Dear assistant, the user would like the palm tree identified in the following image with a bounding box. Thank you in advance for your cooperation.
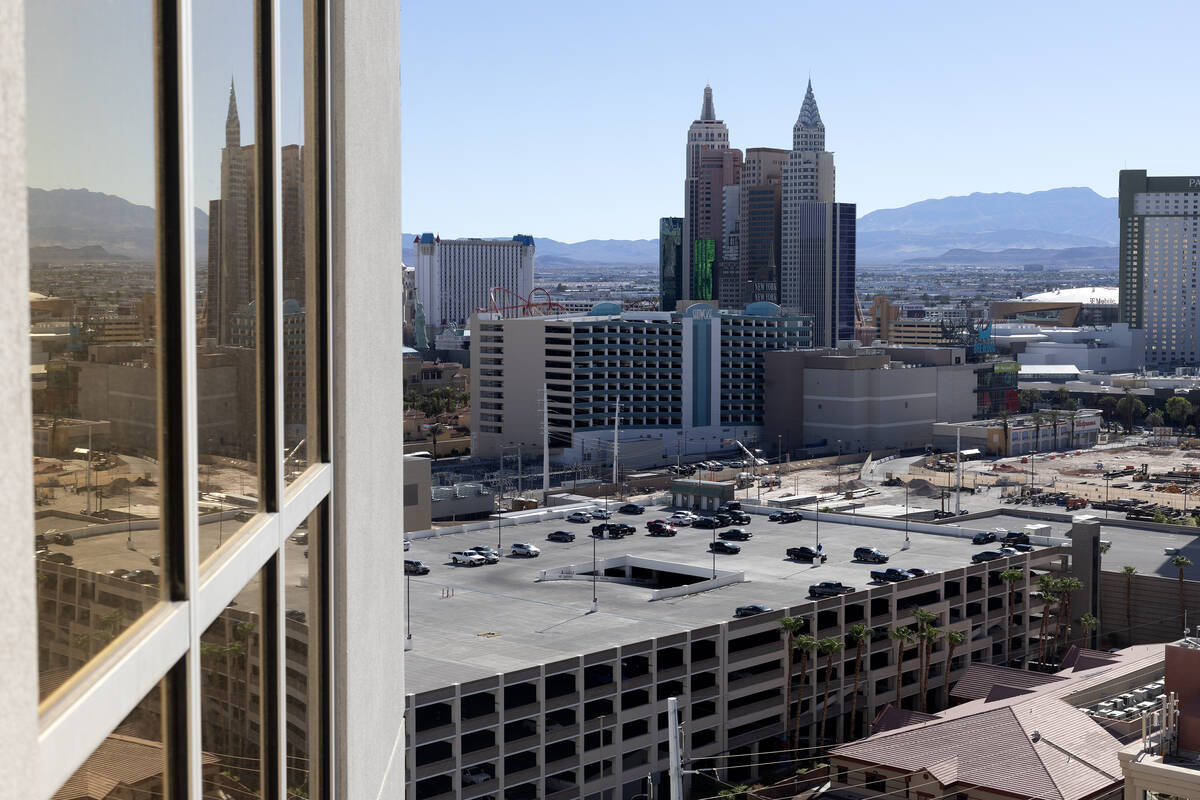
[793,633,818,749]
[428,423,445,460]
[1030,410,1046,452]
[942,630,967,709]
[916,624,943,712]
[1097,542,1111,639]
[1048,409,1061,451]
[1056,577,1083,655]
[888,626,914,709]
[1171,555,1193,634]
[817,636,845,743]
[997,410,1013,457]
[1123,565,1137,641]
[999,568,1024,664]
[911,609,937,709]
[1067,408,1079,449]
[846,624,871,740]
[779,617,806,753]
[1080,613,1100,649]
[1035,574,1057,667]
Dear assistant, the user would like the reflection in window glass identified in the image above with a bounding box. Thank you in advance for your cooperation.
[53,680,192,797]
[201,571,265,797]
[281,0,311,487]
[25,0,164,703]
[285,509,316,797]
[193,1,261,561]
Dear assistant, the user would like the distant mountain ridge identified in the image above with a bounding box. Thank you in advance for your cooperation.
[903,246,1117,267]
[858,187,1117,264]
[27,187,208,261]
[402,233,657,267]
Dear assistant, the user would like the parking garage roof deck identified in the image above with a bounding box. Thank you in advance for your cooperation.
[401,507,1068,695]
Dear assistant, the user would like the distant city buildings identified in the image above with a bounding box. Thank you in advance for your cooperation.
[412,233,535,343]
[658,217,683,310]
[682,86,733,304]
[1119,170,1200,368]
[668,82,855,342]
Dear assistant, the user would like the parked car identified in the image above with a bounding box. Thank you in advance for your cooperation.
[729,511,751,524]
[547,530,575,543]
[768,511,784,521]
[104,569,132,580]
[591,508,611,519]
[721,528,753,541]
[719,501,743,512]
[403,538,410,551]
[734,604,773,618]
[778,510,803,523]
[972,531,997,545]
[291,531,309,545]
[709,540,742,555]
[853,546,889,564]
[906,567,932,578]
[38,551,73,566]
[809,581,854,598]
[668,513,695,527]
[592,523,632,538]
[871,567,914,583]
[285,609,307,623]
[692,517,720,529]
[567,511,592,523]
[469,546,501,564]
[713,513,732,526]
[971,550,1004,564]
[646,520,677,536]
[997,547,1021,557]
[1010,543,1035,552]
[124,569,159,585]
[462,768,492,786]
[511,542,541,557]
[1002,531,1031,546]
[451,551,486,566]
[619,503,645,514]
[404,559,430,575]
[787,546,826,563]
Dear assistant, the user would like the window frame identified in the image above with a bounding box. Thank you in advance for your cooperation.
[31,0,337,797]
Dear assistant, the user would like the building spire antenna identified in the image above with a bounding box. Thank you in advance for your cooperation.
[700,84,716,122]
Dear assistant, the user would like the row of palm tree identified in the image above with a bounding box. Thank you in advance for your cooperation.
[994,406,1082,457]
[779,618,873,751]
[1033,574,1084,667]
[1118,556,1192,645]
[887,610,965,714]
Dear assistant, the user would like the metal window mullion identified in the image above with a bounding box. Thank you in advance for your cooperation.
[304,0,335,795]
[255,1,286,798]
[152,0,205,797]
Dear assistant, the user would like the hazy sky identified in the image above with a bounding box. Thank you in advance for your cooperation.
[25,0,304,212]
[403,0,1200,241]
[24,2,1199,243]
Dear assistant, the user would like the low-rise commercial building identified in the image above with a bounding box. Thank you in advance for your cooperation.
[993,322,1146,373]
[832,643,1165,800]
[763,346,1013,454]
[1119,640,1200,800]
[932,409,1103,456]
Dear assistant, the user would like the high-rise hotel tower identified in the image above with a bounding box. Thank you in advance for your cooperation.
[1119,170,1200,368]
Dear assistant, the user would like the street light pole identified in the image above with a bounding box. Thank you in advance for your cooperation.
[836,440,842,493]
[592,534,598,612]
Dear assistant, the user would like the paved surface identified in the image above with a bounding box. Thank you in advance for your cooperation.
[402,504,1040,694]
[982,511,1200,582]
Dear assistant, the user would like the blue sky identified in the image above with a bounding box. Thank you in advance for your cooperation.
[24,2,1200,243]
[402,0,1200,241]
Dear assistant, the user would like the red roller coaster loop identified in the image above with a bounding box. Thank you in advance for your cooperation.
[477,286,568,317]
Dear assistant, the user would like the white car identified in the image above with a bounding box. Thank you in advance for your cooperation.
[451,551,485,566]
[567,511,592,523]
[668,512,697,526]
[590,508,611,519]
[511,542,540,557]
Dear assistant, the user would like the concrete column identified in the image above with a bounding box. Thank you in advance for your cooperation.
[1070,517,1102,649]
[0,2,38,795]
[330,0,406,796]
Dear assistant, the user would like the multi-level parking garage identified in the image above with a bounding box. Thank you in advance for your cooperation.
[402,507,1082,800]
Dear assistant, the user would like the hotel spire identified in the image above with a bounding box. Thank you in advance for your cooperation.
[226,79,241,149]
[700,85,716,122]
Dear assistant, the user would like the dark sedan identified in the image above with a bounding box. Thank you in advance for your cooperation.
[734,604,773,618]
[547,530,575,543]
[709,540,742,555]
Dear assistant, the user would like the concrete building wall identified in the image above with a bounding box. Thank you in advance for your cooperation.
[403,455,433,533]
[472,316,545,458]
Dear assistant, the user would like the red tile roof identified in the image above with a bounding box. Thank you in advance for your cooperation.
[52,734,220,800]
[949,661,1068,701]
[835,644,1165,800]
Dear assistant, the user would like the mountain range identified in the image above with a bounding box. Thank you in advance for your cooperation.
[27,185,1119,268]
[27,188,208,262]
[856,187,1117,264]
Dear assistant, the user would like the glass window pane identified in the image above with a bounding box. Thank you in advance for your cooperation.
[25,0,164,703]
[285,509,316,798]
[52,680,169,798]
[193,1,261,562]
[201,569,265,797]
[282,0,312,486]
